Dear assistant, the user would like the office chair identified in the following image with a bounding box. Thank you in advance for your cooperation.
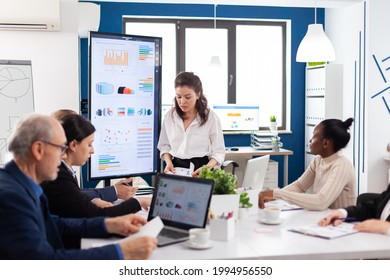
[221,160,239,175]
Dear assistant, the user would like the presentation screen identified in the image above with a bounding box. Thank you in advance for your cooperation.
[88,31,162,181]
[212,104,260,131]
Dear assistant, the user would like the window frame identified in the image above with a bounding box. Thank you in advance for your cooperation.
[123,17,288,131]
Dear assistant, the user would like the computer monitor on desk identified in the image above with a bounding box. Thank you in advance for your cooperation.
[212,104,259,131]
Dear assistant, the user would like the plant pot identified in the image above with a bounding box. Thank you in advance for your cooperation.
[210,193,240,220]
[269,121,278,136]
[238,207,251,219]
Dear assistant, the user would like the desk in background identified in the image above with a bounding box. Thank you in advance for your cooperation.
[225,147,293,187]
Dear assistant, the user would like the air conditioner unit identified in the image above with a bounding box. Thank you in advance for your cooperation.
[0,0,60,31]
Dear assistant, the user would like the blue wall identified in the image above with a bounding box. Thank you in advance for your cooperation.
[80,2,324,188]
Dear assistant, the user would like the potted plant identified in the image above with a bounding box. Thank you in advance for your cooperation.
[269,115,278,137]
[238,191,253,219]
[199,167,237,195]
[199,166,239,219]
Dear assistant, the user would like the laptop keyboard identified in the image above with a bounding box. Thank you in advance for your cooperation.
[159,228,188,239]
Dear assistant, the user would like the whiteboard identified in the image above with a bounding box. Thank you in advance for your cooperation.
[0,60,34,166]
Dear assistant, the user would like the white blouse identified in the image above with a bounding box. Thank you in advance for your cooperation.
[157,108,225,165]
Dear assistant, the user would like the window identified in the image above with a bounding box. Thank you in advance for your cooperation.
[124,17,289,130]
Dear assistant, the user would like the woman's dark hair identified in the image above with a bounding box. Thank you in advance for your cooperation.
[320,118,354,152]
[61,114,96,144]
[173,71,209,126]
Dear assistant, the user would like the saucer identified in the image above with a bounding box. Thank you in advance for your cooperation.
[258,218,283,225]
[185,241,212,250]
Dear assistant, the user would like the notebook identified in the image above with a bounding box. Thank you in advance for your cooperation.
[147,173,214,247]
[289,223,358,239]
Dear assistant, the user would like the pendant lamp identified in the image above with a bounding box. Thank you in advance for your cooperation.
[208,4,222,67]
[296,1,335,62]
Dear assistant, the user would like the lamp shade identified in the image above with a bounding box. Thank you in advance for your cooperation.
[209,55,222,67]
[296,24,335,62]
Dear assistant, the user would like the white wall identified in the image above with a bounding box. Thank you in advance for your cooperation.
[365,0,390,192]
[327,0,390,194]
[0,0,80,115]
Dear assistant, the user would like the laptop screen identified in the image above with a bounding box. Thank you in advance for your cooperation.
[241,155,270,190]
[148,174,214,230]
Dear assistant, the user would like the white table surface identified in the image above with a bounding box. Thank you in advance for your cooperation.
[82,209,390,260]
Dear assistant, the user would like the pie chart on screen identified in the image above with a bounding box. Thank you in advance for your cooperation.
[0,67,31,99]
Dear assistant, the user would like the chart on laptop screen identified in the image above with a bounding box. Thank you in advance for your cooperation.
[151,176,211,227]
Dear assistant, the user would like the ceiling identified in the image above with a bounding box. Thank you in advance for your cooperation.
[81,0,363,9]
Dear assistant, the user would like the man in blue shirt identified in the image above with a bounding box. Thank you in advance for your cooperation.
[0,113,157,259]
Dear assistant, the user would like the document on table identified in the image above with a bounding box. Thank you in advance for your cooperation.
[289,222,358,239]
[265,199,303,211]
[136,185,155,196]
[84,216,164,248]
[166,163,194,177]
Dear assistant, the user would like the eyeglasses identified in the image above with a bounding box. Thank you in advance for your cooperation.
[41,141,68,154]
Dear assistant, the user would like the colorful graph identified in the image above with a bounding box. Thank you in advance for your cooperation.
[139,77,153,93]
[102,127,131,145]
[96,82,114,95]
[139,45,154,60]
[98,154,121,171]
[104,49,129,66]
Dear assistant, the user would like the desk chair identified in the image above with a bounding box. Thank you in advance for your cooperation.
[221,160,239,175]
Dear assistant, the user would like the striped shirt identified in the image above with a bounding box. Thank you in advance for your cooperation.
[274,152,356,210]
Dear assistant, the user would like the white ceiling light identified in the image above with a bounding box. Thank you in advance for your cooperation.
[296,0,335,62]
[208,4,222,67]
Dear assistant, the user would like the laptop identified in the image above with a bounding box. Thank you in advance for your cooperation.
[239,155,270,215]
[147,173,214,247]
[241,155,270,190]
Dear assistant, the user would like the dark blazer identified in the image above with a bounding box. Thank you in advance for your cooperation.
[41,162,141,218]
[345,184,390,221]
[82,186,117,202]
[0,161,119,259]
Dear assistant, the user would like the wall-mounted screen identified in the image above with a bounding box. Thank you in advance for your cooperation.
[88,31,162,181]
[212,104,259,131]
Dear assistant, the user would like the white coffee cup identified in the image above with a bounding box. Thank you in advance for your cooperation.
[189,228,210,245]
[263,207,281,223]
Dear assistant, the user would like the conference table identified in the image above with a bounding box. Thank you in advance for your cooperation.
[82,209,390,260]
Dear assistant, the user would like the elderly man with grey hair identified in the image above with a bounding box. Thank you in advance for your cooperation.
[0,113,157,259]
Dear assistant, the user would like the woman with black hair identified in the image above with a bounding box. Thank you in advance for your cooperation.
[259,118,356,211]
[157,71,225,177]
[41,114,150,219]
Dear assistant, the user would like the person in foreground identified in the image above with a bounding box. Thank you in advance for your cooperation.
[41,114,150,218]
[51,109,138,204]
[0,113,157,259]
[318,183,390,235]
[259,118,356,211]
[157,71,225,177]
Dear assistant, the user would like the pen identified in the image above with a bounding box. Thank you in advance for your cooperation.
[209,208,215,219]
[330,217,356,223]
[121,182,132,187]
[226,211,234,220]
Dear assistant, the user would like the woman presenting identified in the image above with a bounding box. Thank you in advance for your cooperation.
[157,72,225,177]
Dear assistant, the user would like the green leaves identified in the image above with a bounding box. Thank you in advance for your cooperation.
[270,115,277,122]
[199,166,237,195]
[239,192,253,208]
